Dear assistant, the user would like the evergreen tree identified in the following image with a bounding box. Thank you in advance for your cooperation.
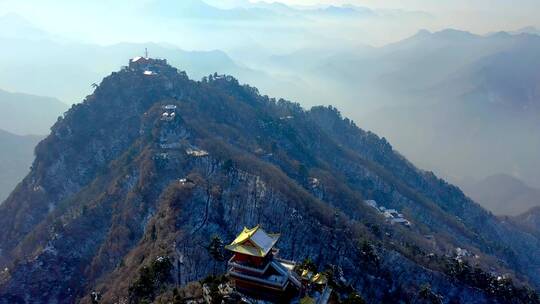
[207,236,225,274]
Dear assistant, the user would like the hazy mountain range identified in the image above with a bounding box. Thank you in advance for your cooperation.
[0,13,50,41]
[145,0,380,20]
[252,28,540,189]
[512,206,540,239]
[459,174,540,216]
[0,129,42,203]
[0,88,66,135]
[356,30,540,188]
[0,89,65,202]
[0,37,273,104]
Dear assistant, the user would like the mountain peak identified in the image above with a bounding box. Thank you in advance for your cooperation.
[513,26,540,35]
[434,28,477,39]
[461,173,540,216]
[488,31,513,38]
[1,58,540,303]
[0,13,49,40]
[416,28,432,35]
[410,28,477,41]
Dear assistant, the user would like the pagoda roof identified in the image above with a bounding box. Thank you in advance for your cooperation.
[225,225,280,257]
[131,56,147,62]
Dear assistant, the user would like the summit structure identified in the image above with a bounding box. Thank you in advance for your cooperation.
[128,53,168,75]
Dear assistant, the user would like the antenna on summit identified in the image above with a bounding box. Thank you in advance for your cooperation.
[145,48,148,59]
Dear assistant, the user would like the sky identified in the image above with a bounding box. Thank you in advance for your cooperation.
[277,0,540,30]
[207,0,540,13]
[261,0,539,11]
[0,0,538,48]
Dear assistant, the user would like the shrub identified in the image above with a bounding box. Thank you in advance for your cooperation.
[128,256,173,303]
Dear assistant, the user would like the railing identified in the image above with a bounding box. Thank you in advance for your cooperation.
[228,267,288,289]
[227,256,271,275]
[272,260,302,288]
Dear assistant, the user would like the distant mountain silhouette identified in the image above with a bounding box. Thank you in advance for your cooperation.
[0,13,50,40]
[146,0,272,20]
[513,206,540,237]
[262,29,540,189]
[0,88,61,202]
[349,30,540,188]
[0,35,294,104]
[460,174,540,216]
[146,0,375,20]
[511,26,540,36]
[0,129,41,203]
[0,88,67,135]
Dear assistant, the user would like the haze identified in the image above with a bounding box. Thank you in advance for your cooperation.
[1,0,539,46]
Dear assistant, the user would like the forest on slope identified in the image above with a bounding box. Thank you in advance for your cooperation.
[0,61,538,303]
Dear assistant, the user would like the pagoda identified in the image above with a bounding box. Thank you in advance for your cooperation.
[225,225,301,301]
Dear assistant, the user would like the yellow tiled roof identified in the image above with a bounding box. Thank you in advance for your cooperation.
[311,273,328,285]
[301,269,313,279]
[300,269,328,285]
[225,225,280,257]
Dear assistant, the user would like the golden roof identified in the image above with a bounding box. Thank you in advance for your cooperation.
[311,273,328,285]
[225,225,280,257]
[300,269,328,285]
[301,269,313,279]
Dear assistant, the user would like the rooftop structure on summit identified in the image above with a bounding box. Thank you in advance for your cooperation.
[128,50,168,73]
[225,225,301,301]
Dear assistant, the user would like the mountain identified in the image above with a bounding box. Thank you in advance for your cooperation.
[0,89,67,135]
[511,26,540,36]
[0,59,538,303]
[299,29,540,188]
[309,5,375,18]
[512,207,540,237]
[0,24,285,104]
[0,88,64,204]
[0,13,50,41]
[310,29,534,106]
[145,0,276,20]
[375,32,540,187]
[0,129,42,203]
[146,0,374,20]
[459,174,540,216]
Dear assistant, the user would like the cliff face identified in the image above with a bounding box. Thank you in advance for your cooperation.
[0,61,538,303]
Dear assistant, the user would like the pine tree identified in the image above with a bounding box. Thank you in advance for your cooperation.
[207,236,225,274]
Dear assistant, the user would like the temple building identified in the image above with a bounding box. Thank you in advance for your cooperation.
[128,53,168,74]
[225,225,301,301]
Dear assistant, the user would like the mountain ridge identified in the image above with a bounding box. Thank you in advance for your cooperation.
[0,129,42,204]
[0,60,538,303]
[0,88,67,136]
[512,206,540,237]
[460,174,540,216]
